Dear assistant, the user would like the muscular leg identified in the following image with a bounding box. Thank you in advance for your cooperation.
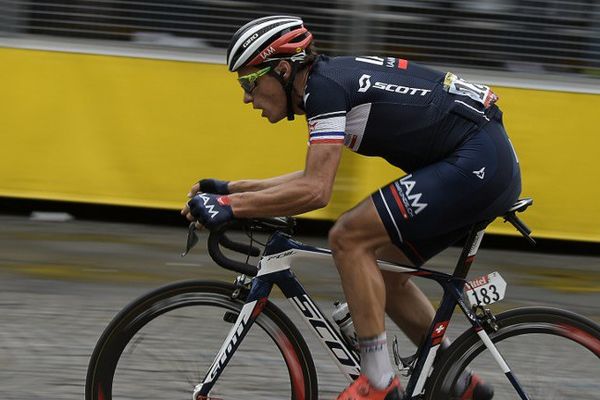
[329,198,397,390]
[329,198,392,338]
[377,246,436,346]
[329,198,436,346]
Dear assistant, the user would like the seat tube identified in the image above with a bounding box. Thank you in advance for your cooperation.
[452,220,491,279]
[407,279,464,397]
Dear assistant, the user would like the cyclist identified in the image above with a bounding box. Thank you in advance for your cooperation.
[182,15,520,400]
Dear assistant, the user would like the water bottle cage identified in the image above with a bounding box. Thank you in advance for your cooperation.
[392,335,417,377]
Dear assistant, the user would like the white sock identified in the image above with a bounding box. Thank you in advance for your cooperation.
[359,332,395,390]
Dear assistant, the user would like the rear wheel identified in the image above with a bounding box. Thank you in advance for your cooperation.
[86,280,318,400]
[426,307,600,399]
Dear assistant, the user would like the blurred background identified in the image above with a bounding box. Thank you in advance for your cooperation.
[0,0,599,237]
[0,1,599,399]
[1,0,599,74]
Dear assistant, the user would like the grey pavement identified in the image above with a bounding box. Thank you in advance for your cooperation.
[1,215,599,399]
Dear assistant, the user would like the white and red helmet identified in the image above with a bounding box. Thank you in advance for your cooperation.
[227,15,313,72]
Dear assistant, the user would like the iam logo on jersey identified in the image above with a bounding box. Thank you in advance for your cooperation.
[395,174,428,217]
[358,74,371,92]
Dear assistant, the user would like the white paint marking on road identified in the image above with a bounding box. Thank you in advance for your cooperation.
[82,268,119,273]
[165,262,203,267]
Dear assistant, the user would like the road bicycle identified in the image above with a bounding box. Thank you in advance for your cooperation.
[86,197,600,399]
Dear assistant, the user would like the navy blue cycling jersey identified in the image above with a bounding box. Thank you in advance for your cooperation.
[304,55,499,172]
[303,55,520,266]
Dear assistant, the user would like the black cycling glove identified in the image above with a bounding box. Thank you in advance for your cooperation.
[188,193,234,229]
[199,178,230,195]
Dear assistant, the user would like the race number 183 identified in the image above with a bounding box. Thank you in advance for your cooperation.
[464,272,507,307]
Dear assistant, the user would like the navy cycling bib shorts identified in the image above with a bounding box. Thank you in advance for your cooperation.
[372,110,521,266]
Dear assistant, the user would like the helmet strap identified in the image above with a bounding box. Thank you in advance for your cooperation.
[270,62,300,121]
[285,62,300,121]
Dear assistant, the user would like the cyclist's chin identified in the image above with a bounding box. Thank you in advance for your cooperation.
[263,110,286,123]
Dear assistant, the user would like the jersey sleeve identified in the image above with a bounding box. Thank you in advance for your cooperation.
[304,73,349,145]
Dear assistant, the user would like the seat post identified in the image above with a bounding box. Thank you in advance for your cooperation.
[452,219,493,279]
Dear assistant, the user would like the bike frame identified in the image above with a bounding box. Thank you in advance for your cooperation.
[193,222,532,400]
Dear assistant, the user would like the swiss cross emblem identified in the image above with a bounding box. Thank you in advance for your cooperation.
[432,321,449,339]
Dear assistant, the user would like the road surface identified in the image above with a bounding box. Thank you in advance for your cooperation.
[1,215,599,399]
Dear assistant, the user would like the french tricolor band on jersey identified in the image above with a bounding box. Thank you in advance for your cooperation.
[307,110,347,145]
[309,131,345,145]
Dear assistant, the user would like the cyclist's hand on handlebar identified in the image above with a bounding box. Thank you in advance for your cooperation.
[187,178,230,198]
[184,193,234,229]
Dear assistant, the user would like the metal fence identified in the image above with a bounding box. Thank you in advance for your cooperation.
[1,0,599,78]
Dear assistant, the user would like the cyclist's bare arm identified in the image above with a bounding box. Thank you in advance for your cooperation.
[228,170,304,193]
[186,171,303,199]
[228,143,343,218]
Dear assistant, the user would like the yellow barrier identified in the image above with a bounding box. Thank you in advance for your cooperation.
[1,48,599,241]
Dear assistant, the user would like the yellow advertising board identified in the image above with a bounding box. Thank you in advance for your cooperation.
[1,48,599,241]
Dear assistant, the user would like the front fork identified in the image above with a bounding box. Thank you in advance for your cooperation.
[192,276,271,400]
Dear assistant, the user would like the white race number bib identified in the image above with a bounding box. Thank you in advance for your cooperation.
[464,271,507,307]
[444,72,498,108]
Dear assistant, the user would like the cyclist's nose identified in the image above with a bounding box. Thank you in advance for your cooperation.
[243,92,253,103]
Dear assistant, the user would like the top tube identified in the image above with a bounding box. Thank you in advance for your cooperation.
[188,197,533,279]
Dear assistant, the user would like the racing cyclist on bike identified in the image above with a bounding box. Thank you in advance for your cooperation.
[182,15,520,400]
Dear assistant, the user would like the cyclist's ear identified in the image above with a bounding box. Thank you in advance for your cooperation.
[275,60,291,79]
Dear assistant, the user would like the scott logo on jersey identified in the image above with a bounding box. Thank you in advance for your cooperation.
[357,74,431,96]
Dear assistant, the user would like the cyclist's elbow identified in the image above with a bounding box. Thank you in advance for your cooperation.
[308,187,331,209]
[298,177,331,210]
[311,196,329,210]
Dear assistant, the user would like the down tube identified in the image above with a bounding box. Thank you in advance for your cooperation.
[277,271,361,381]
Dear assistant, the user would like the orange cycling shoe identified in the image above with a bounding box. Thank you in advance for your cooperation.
[455,371,494,400]
[337,374,403,400]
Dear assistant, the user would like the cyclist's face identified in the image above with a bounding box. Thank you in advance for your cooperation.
[237,66,287,123]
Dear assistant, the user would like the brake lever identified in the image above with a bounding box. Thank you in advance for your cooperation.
[181,222,199,257]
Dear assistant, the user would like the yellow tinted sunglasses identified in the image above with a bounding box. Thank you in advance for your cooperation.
[238,66,272,94]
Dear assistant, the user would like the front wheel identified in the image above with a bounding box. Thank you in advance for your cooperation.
[425,307,600,399]
[86,280,318,400]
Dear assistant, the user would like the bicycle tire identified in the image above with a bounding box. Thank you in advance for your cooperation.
[425,306,600,399]
[85,280,318,400]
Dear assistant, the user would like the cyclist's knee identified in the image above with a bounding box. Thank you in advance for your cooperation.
[328,211,369,255]
[329,214,355,254]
